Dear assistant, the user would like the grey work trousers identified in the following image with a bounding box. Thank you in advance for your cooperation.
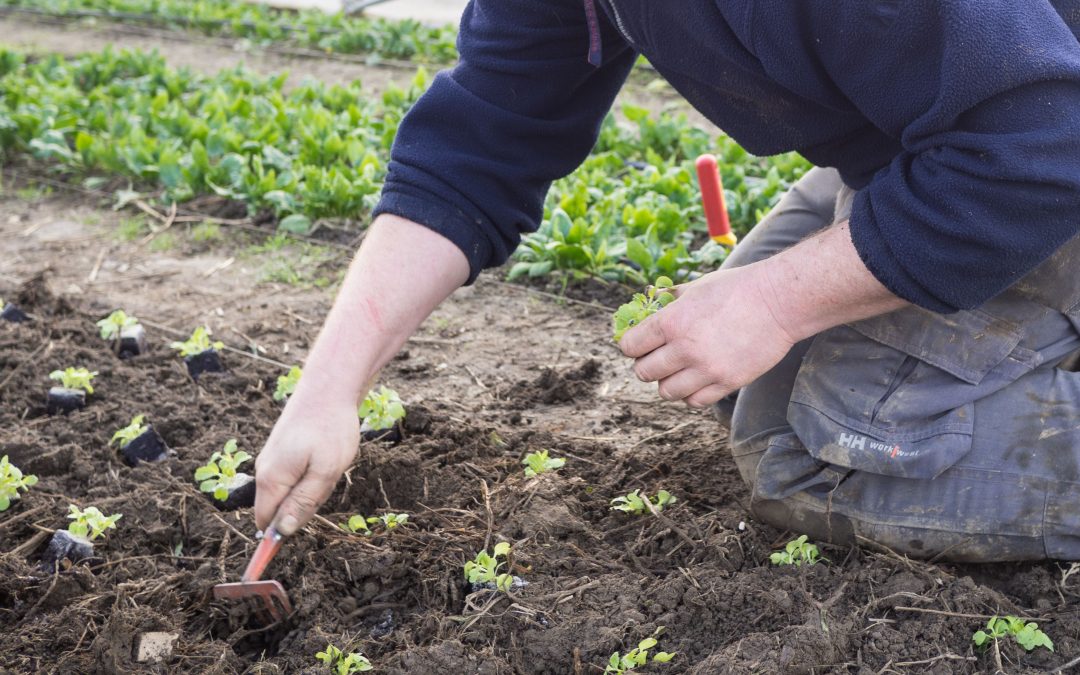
[723,167,1080,562]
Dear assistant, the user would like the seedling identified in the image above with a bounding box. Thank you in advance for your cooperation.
[610,489,676,516]
[464,542,514,592]
[604,627,676,674]
[0,296,29,323]
[770,535,821,567]
[47,367,98,414]
[612,276,676,342]
[43,504,122,568]
[340,512,409,535]
[358,385,406,442]
[0,455,37,511]
[274,366,302,402]
[973,616,1054,653]
[195,439,255,510]
[96,309,146,358]
[315,644,373,674]
[523,450,565,478]
[109,414,170,466]
[170,326,225,380]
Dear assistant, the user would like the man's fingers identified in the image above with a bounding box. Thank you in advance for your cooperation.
[619,312,667,358]
[270,471,338,536]
[656,369,711,402]
[254,470,295,532]
[684,384,732,408]
[633,345,686,383]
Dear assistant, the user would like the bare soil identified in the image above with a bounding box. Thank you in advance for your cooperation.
[2,15,1080,675]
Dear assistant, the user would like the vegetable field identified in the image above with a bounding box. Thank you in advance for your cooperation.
[2,7,1079,675]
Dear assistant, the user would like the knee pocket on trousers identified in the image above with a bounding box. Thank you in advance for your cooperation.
[788,307,1030,480]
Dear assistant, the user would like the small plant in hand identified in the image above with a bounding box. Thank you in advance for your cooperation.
[47,366,98,414]
[464,542,517,593]
[770,535,821,567]
[340,513,409,535]
[0,295,29,323]
[315,644,373,674]
[358,385,406,442]
[612,276,676,343]
[523,450,565,477]
[973,616,1054,653]
[610,489,676,516]
[0,455,37,512]
[43,504,122,568]
[274,365,302,402]
[604,627,676,674]
[170,326,225,380]
[194,439,255,510]
[96,309,146,358]
[109,414,170,466]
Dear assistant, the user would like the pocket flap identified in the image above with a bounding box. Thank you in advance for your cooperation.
[849,307,1021,385]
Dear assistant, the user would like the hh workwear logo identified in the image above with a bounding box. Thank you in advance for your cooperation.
[836,433,920,459]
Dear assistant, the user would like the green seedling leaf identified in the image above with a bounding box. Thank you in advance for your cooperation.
[193,439,251,502]
[770,535,821,567]
[610,489,677,516]
[358,385,406,431]
[0,455,37,512]
[67,504,121,541]
[274,365,302,402]
[96,309,139,340]
[522,450,565,477]
[170,326,224,357]
[109,414,147,449]
[612,277,676,342]
[49,367,97,394]
[973,616,1053,653]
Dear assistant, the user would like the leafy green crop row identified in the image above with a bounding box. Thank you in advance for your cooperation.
[0,46,809,284]
[0,47,429,232]
[0,0,459,63]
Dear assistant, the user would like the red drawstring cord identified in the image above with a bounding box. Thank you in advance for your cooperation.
[584,0,602,66]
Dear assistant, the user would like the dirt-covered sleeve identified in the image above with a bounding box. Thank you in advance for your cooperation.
[751,0,1080,312]
[372,0,637,284]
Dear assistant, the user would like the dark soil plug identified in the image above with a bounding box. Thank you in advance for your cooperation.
[120,427,170,466]
[117,324,147,359]
[360,421,403,444]
[215,473,256,510]
[1,302,29,323]
[40,530,95,569]
[46,387,85,415]
[185,349,224,380]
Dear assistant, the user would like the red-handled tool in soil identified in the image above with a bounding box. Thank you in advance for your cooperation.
[695,154,738,248]
[212,526,294,624]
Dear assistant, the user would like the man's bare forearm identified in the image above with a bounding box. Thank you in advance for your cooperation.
[292,214,469,406]
[758,220,908,343]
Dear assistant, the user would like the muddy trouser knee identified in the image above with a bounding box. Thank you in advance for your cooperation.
[725,169,1080,561]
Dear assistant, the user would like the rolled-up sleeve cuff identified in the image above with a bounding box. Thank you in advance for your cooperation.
[848,190,957,314]
[372,183,494,285]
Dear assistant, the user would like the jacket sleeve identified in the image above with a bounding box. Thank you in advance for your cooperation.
[752,0,1080,312]
[372,0,636,283]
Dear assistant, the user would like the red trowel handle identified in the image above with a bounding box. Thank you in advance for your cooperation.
[241,527,284,583]
[695,154,738,247]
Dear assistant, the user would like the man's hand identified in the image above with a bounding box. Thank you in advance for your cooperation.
[254,395,360,535]
[619,221,908,405]
[619,264,795,407]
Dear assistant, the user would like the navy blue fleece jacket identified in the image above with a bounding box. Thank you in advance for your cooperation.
[373,0,1080,312]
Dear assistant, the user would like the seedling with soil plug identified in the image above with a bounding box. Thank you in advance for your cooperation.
[465,542,519,592]
[610,489,676,516]
[604,627,676,674]
[523,450,565,477]
[274,365,302,402]
[97,309,146,358]
[340,513,409,536]
[47,366,97,414]
[42,504,121,568]
[0,296,29,323]
[973,615,1054,653]
[358,385,406,442]
[315,644,373,673]
[770,535,821,567]
[195,439,255,510]
[170,326,225,380]
[612,277,676,343]
[110,414,170,466]
[0,455,37,511]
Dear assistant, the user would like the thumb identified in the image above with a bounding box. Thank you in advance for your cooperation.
[268,472,338,536]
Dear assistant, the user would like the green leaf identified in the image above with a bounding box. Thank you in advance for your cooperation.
[278,213,312,234]
[493,542,511,557]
